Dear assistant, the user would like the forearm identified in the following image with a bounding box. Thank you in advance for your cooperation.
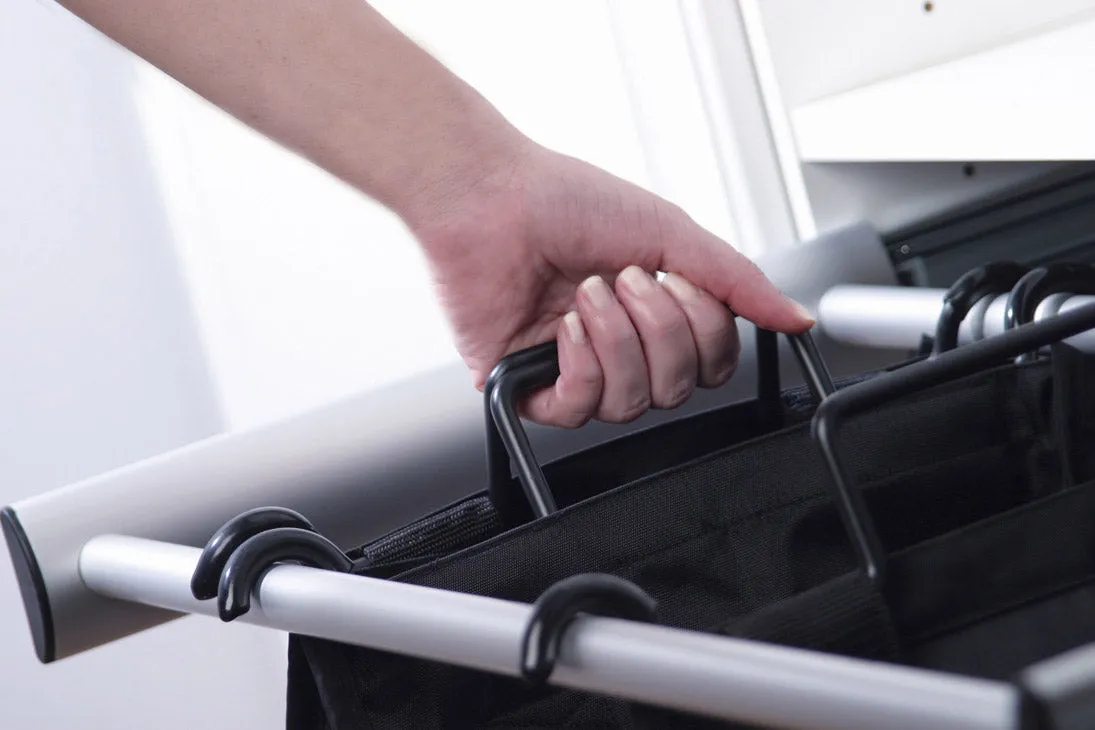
[54,0,527,228]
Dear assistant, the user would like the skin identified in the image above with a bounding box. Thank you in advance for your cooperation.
[51,0,815,427]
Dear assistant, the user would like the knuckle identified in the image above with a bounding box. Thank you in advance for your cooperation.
[572,366,603,391]
[656,377,695,409]
[616,393,652,423]
[691,307,736,342]
[556,409,592,430]
[704,358,740,388]
[648,310,691,342]
[603,327,641,355]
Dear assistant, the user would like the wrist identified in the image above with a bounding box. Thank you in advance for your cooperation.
[394,114,534,237]
[394,118,537,256]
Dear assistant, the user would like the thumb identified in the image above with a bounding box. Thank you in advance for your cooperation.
[660,219,815,334]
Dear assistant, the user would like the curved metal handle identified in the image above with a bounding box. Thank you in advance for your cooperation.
[484,341,561,522]
[485,329,834,525]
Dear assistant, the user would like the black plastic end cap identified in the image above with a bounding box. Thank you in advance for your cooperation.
[1,506,55,664]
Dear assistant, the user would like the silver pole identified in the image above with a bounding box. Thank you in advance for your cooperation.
[79,534,1018,730]
[818,285,1095,353]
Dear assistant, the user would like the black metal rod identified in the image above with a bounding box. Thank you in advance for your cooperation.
[488,357,560,519]
[788,331,836,401]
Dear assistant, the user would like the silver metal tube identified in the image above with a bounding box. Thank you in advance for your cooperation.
[79,535,1018,730]
[817,285,1095,353]
[2,222,903,664]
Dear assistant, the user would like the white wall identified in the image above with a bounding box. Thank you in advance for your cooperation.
[1,1,741,728]
[0,1,287,728]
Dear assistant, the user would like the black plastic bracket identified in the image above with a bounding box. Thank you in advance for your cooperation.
[933,261,1030,355]
[1004,263,1095,362]
[217,526,352,622]
[191,506,317,600]
[520,573,657,686]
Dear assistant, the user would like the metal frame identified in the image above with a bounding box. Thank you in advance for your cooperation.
[79,534,1018,730]
[59,298,1095,728]
[0,223,900,665]
[12,229,1095,726]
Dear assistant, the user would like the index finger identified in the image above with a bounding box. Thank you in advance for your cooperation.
[519,312,604,429]
[658,214,814,334]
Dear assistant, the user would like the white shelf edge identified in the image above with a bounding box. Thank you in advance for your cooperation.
[790,15,1095,163]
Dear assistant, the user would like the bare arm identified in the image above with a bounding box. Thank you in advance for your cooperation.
[55,0,524,230]
[52,0,812,426]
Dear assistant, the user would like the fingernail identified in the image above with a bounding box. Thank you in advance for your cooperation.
[620,266,655,295]
[661,272,698,301]
[563,311,586,344]
[787,297,816,323]
[582,275,614,309]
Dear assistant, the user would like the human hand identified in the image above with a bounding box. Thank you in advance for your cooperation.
[47,0,810,427]
[413,141,814,428]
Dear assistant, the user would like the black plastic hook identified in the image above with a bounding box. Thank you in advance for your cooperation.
[485,329,836,526]
[217,526,353,622]
[1004,263,1095,362]
[932,261,1029,355]
[520,573,658,686]
[812,299,1095,588]
[191,506,317,600]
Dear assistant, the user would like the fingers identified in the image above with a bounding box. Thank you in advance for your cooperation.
[659,213,815,335]
[576,275,652,422]
[521,312,603,429]
[527,268,738,427]
[614,266,698,409]
[660,273,740,388]
[523,265,745,428]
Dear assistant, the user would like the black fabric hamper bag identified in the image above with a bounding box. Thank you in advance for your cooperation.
[286,330,1095,729]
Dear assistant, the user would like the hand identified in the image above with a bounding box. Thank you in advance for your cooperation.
[51,0,810,428]
[414,142,814,428]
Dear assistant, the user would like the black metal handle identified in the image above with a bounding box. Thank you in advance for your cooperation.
[485,324,835,525]
[484,341,561,522]
[933,262,1030,355]
[812,300,1095,587]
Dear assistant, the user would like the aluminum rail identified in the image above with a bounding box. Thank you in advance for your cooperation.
[79,534,1019,730]
[818,285,1095,353]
